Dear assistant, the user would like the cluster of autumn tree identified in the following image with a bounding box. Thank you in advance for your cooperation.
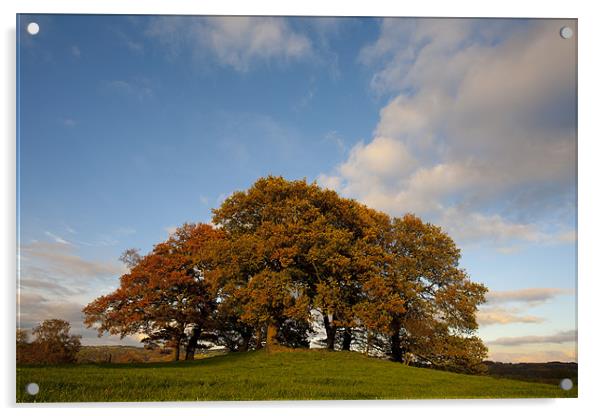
[17,319,82,364]
[84,176,489,373]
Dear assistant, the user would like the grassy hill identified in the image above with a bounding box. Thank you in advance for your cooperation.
[16,349,576,402]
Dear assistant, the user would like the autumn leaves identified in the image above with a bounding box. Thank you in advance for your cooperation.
[84,176,488,372]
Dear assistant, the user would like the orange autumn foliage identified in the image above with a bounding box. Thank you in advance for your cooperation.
[83,223,222,361]
[84,176,488,372]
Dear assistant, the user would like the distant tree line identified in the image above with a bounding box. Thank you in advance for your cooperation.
[483,361,578,385]
[83,176,488,373]
[17,319,81,364]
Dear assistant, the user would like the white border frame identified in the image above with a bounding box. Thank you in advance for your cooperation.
[3,1,600,415]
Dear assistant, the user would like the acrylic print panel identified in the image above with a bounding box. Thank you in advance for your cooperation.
[16,14,577,402]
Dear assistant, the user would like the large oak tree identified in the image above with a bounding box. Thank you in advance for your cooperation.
[84,223,222,360]
[84,176,488,371]
[377,214,487,372]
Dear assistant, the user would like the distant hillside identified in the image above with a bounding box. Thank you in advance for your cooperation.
[76,345,227,364]
[17,349,576,402]
[484,361,578,386]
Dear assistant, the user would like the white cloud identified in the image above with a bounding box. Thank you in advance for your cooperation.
[44,231,70,245]
[165,226,178,235]
[341,137,415,180]
[488,349,576,363]
[19,278,83,296]
[486,288,573,305]
[20,241,125,283]
[17,296,143,347]
[437,208,577,245]
[478,287,573,326]
[17,241,135,345]
[18,298,85,329]
[478,307,544,326]
[488,330,577,346]
[146,16,313,72]
[319,19,576,247]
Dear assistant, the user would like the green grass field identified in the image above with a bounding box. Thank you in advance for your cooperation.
[16,349,576,402]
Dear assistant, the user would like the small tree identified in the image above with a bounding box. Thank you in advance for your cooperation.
[30,319,82,364]
[119,248,142,270]
[16,328,29,345]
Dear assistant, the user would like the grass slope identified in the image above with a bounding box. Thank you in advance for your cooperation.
[16,349,576,402]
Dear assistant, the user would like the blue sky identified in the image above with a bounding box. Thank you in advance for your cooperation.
[17,15,577,362]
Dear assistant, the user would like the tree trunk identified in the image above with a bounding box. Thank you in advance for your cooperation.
[265,322,279,351]
[185,325,201,360]
[323,314,336,350]
[173,343,181,361]
[365,330,372,355]
[342,327,352,351]
[254,327,263,350]
[173,325,185,361]
[390,319,402,362]
[239,329,252,352]
[399,334,410,365]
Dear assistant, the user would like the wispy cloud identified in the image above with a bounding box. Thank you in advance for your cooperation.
[44,231,70,245]
[488,349,577,363]
[110,26,144,54]
[486,288,573,306]
[478,287,573,326]
[294,78,317,111]
[18,297,85,329]
[19,278,81,296]
[17,237,129,344]
[20,241,124,280]
[16,295,142,347]
[17,232,135,345]
[145,16,313,72]
[478,307,544,326]
[488,330,577,346]
[324,130,346,153]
